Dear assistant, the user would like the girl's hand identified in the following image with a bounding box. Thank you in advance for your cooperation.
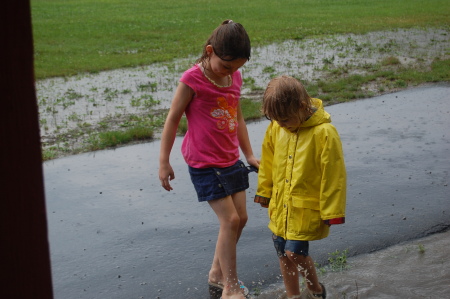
[246,155,260,170]
[159,163,175,191]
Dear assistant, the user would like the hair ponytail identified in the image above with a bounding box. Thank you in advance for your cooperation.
[196,20,251,65]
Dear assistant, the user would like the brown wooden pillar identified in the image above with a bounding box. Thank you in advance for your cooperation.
[1,0,54,298]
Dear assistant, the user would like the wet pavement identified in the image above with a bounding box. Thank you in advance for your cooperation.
[44,84,450,299]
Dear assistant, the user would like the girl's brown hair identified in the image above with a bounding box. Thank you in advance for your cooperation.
[196,20,251,65]
[262,75,313,124]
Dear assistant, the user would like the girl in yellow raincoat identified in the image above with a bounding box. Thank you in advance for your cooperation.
[254,76,346,299]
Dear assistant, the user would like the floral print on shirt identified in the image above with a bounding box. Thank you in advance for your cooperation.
[210,94,238,133]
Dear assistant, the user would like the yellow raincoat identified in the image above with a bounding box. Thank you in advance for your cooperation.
[255,99,346,241]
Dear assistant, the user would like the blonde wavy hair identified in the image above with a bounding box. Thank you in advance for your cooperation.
[262,75,313,124]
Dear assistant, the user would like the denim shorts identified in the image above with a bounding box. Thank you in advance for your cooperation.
[188,160,256,202]
[272,234,309,257]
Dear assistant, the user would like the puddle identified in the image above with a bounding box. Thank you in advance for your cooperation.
[36,28,450,149]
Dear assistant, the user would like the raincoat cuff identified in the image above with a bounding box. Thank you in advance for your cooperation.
[323,217,345,225]
[254,195,270,208]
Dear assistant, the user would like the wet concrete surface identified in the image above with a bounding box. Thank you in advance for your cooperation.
[44,84,450,299]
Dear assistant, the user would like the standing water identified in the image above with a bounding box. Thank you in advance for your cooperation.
[35,28,450,154]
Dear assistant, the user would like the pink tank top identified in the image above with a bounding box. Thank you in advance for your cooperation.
[180,65,243,168]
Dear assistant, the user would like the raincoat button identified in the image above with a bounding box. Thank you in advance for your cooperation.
[286,179,289,183]
[284,204,286,208]
[216,171,221,175]
[289,155,292,159]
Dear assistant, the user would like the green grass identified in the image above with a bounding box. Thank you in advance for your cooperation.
[314,249,350,275]
[241,98,263,120]
[303,58,450,105]
[418,243,426,254]
[41,112,163,160]
[88,126,154,150]
[327,249,350,272]
[31,0,450,79]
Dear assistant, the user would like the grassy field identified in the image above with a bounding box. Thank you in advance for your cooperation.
[31,0,450,79]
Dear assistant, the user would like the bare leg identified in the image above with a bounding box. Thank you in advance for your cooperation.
[285,251,322,294]
[278,255,301,297]
[208,193,247,298]
[209,191,247,284]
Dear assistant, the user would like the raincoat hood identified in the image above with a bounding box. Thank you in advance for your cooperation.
[300,98,331,128]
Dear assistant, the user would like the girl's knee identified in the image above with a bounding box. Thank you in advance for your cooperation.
[239,214,248,228]
[222,213,241,230]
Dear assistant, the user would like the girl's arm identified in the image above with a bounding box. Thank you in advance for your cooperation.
[254,122,275,207]
[236,103,260,168]
[319,127,346,224]
[159,82,194,191]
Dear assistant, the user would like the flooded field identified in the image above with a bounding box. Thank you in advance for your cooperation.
[36,28,450,154]
[256,230,450,298]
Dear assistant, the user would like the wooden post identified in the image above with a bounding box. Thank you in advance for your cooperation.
[1,1,54,298]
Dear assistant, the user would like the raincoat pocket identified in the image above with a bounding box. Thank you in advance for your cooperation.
[268,188,278,224]
[288,195,321,236]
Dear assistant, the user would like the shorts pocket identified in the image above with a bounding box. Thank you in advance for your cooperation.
[212,160,249,195]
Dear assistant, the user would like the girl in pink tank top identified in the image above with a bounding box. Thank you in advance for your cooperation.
[159,20,259,299]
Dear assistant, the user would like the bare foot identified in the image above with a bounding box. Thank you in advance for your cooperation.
[208,269,224,288]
